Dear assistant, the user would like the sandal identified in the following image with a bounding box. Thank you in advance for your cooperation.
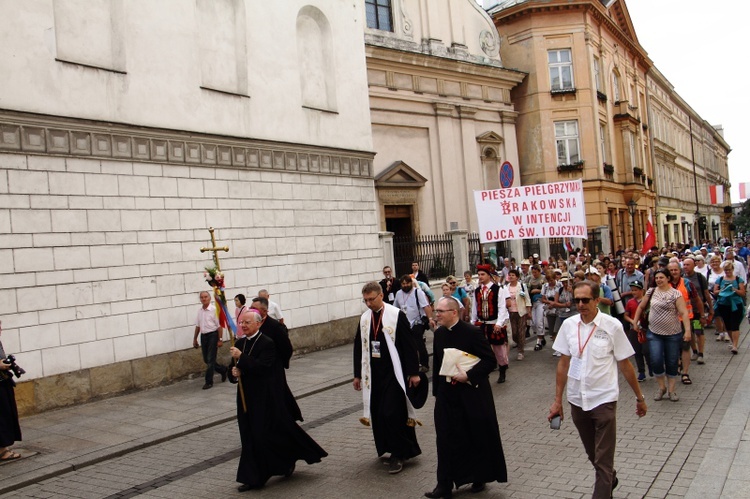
[0,450,21,462]
[681,374,692,385]
[654,388,667,401]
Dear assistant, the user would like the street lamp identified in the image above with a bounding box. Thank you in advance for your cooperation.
[627,199,638,251]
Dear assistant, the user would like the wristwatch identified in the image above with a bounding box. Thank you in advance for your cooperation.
[636,394,646,403]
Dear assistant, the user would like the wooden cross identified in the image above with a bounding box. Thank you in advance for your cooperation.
[199,227,229,271]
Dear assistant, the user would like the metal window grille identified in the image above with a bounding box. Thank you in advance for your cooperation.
[393,234,455,280]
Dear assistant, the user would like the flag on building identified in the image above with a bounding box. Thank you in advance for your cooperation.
[709,185,724,205]
[640,211,656,255]
[740,181,750,200]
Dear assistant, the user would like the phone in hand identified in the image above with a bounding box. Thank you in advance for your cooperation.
[550,415,561,430]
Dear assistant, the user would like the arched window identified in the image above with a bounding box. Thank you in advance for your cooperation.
[296,6,337,111]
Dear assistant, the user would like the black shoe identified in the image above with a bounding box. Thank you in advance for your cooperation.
[470,482,486,493]
[202,383,213,390]
[542,338,547,346]
[425,486,452,499]
[534,343,543,351]
[237,484,254,492]
[497,365,506,384]
[220,370,227,382]
[611,471,619,496]
[388,458,403,474]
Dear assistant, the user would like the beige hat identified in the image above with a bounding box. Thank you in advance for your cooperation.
[521,259,530,265]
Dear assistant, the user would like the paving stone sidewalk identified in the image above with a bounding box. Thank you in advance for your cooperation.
[0,341,355,494]
[2,319,750,498]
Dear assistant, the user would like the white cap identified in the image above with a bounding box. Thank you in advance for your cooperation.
[585,266,600,276]
[533,253,539,259]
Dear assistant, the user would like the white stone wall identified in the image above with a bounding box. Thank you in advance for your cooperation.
[0,0,373,153]
[0,152,382,380]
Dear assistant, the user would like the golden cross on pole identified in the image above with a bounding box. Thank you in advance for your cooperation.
[198,227,247,412]
[199,227,229,271]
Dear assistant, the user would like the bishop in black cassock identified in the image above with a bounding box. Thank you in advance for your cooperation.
[230,310,326,492]
[425,297,507,499]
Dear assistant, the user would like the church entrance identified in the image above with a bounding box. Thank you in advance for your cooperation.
[386,205,415,276]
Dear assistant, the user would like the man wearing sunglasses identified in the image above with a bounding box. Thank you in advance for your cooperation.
[548,280,646,498]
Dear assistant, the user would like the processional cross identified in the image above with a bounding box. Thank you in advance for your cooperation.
[200,227,229,272]
[199,227,247,412]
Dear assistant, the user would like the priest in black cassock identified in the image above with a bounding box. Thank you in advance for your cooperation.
[230,309,327,492]
[425,297,507,499]
[353,281,422,475]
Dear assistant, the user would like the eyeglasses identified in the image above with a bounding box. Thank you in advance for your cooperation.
[363,296,381,304]
[574,298,593,304]
[238,321,257,326]
[447,281,456,285]
[435,309,455,314]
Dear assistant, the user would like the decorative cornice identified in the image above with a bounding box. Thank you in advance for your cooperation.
[491,1,652,70]
[0,109,374,178]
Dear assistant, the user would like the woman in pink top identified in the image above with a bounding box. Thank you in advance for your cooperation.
[632,269,691,402]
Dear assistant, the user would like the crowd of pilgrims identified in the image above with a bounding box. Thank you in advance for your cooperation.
[402,238,749,389]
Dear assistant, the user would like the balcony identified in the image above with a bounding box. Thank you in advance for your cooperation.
[551,87,577,96]
[557,160,584,173]
[603,163,614,175]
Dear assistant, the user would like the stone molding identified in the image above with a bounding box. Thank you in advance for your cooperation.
[0,109,374,178]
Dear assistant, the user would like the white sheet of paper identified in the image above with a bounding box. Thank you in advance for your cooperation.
[568,356,582,380]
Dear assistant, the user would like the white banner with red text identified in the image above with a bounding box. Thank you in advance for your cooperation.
[473,179,587,244]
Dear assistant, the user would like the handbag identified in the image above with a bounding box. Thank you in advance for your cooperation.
[637,329,647,344]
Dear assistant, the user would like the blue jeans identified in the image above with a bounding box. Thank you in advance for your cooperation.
[200,330,226,384]
[647,331,681,378]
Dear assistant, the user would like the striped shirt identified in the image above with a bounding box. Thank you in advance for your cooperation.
[646,287,682,336]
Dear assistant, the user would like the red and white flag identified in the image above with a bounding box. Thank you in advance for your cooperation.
[740,181,750,200]
[709,185,724,205]
[640,211,656,255]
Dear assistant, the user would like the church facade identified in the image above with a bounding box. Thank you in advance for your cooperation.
[0,0,380,413]
[364,0,526,266]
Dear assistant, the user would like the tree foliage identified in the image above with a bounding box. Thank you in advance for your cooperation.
[735,199,750,235]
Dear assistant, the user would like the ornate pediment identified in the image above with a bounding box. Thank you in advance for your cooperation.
[476,131,504,144]
[374,160,427,188]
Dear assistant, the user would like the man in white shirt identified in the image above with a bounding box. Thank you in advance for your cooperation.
[193,291,228,390]
[393,275,435,372]
[258,289,284,325]
[548,280,646,498]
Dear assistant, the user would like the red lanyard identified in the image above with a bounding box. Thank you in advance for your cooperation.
[371,309,384,340]
[577,321,596,357]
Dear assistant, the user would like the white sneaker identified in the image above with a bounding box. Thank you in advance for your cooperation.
[716,333,724,342]
[724,333,731,342]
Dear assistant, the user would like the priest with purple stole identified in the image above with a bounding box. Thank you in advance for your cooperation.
[353,281,422,475]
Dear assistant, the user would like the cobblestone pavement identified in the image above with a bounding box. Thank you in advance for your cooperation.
[2,320,749,499]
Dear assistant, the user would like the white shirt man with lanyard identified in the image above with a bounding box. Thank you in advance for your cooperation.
[393,275,435,372]
[549,280,646,498]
